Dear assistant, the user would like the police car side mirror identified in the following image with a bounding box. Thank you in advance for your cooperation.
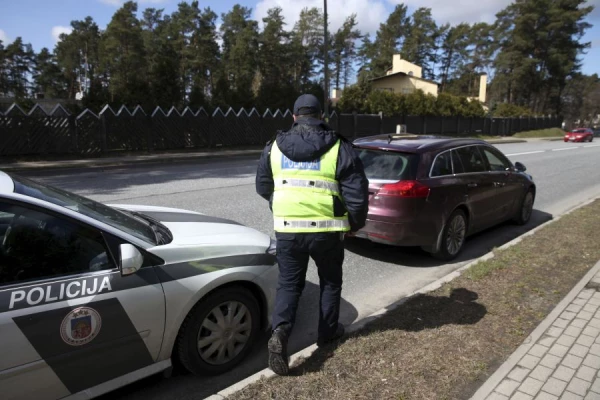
[120,244,144,276]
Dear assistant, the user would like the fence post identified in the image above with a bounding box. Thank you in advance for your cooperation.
[379,111,384,134]
[100,114,108,154]
[70,115,78,154]
[208,111,213,148]
[146,114,153,152]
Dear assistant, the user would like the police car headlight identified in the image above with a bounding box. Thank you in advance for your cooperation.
[267,237,276,255]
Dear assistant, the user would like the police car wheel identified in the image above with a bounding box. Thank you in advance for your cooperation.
[176,286,260,375]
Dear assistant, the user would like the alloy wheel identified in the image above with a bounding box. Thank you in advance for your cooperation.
[522,192,534,223]
[446,214,466,256]
[197,301,252,365]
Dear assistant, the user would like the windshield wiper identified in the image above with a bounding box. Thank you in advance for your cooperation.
[128,211,173,245]
[148,223,165,245]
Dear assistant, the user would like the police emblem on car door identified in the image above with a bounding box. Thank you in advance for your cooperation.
[0,201,166,400]
[60,307,102,346]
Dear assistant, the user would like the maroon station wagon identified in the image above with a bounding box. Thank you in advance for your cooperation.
[350,134,536,261]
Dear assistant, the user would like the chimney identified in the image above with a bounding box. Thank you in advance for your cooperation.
[479,74,487,103]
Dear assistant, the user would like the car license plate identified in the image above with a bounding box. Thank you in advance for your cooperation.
[569,137,575,141]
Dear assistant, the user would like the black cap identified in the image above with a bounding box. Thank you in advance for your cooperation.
[293,94,322,116]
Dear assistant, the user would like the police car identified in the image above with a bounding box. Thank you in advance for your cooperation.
[0,171,278,400]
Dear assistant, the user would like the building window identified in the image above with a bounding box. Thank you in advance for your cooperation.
[401,88,413,95]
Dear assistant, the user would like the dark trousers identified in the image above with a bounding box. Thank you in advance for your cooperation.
[272,231,345,341]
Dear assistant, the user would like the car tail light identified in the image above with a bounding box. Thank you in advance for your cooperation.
[377,180,430,198]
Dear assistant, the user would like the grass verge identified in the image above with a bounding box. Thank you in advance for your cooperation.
[228,199,600,400]
[513,128,564,138]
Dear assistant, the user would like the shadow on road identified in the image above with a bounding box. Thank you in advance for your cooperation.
[100,280,358,400]
[291,288,486,375]
[18,154,261,198]
[344,209,553,268]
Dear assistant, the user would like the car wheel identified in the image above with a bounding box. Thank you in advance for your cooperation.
[176,286,260,376]
[590,136,594,142]
[513,189,535,225]
[432,209,467,261]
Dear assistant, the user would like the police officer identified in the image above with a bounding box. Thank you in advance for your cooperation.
[256,94,369,375]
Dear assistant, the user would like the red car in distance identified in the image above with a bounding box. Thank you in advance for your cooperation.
[564,128,594,142]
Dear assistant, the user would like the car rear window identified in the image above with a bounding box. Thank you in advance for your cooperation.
[356,148,418,181]
[573,129,587,133]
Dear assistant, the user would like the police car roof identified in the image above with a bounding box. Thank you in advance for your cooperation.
[0,171,16,193]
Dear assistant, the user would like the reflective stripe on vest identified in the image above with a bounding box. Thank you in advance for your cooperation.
[274,178,340,194]
[274,217,350,231]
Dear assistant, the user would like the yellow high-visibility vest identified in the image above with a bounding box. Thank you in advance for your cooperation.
[270,139,350,233]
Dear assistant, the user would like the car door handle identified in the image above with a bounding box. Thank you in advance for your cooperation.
[467,183,478,188]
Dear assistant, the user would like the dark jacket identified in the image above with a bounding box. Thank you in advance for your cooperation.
[256,117,369,232]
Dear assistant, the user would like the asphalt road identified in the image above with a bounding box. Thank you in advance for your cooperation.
[21,138,600,400]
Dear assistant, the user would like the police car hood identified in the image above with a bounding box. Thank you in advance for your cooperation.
[109,204,272,263]
[277,120,338,161]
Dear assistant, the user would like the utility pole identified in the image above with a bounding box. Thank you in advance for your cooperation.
[323,0,329,122]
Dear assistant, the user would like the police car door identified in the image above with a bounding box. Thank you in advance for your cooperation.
[0,200,166,400]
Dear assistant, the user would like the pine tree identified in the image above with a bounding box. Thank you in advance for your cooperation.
[55,17,102,102]
[141,9,182,107]
[99,1,148,106]
[0,40,8,96]
[332,15,361,90]
[364,4,411,77]
[32,48,67,98]
[3,37,35,98]
[218,5,259,109]
[256,7,297,110]
[438,23,470,93]
[492,0,593,114]
[290,7,324,91]
[401,8,440,80]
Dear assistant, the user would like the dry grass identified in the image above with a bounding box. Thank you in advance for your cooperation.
[228,200,600,400]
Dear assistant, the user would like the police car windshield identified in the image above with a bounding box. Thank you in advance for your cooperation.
[11,175,157,245]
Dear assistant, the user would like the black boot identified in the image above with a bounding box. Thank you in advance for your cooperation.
[268,327,289,375]
[317,323,345,347]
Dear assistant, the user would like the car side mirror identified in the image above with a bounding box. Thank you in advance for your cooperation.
[120,244,144,276]
[514,162,527,172]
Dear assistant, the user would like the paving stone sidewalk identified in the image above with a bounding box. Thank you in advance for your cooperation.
[474,264,600,400]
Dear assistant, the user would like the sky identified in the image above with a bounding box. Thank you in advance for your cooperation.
[0,0,599,76]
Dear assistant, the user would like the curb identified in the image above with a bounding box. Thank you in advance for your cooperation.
[0,149,263,172]
[204,196,600,400]
[470,259,600,400]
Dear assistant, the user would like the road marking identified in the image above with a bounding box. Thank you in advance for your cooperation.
[552,147,580,151]
[583,144,600,148]
[505,151,545,156]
